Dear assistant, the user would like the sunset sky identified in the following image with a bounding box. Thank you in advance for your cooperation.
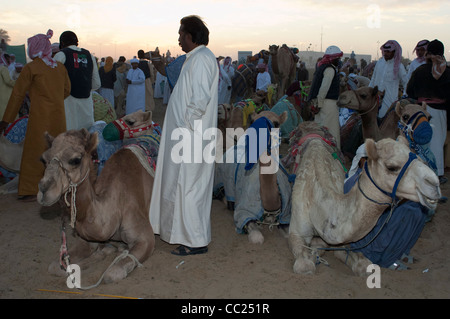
[2,0,450,64]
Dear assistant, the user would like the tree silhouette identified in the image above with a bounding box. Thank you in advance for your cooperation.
[0,29,11,43]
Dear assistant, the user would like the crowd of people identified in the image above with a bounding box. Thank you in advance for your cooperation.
[0,17,449,267]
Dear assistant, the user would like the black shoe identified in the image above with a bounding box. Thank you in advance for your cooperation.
[171,245,208,256]
[439,176,448,184]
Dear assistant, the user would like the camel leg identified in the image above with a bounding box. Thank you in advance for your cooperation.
[334,249,373,277]
[288,232,317,275]
[103,223,155,283]
[246,221,264,245]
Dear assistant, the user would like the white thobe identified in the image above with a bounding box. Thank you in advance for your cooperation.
[369,58,407,118]
[256,71,271,92]
[218,65,232,104]
[126,68,146,114]
[54,45,101,130]
[149,45,219,248]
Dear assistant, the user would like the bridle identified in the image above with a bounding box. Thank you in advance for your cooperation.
[352,91,381,117]
[50,156,90,228]
[112,118,153,139]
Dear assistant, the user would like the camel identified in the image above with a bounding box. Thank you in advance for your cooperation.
[337,87,432,163]
[336,86,387,141]
[287,121,441,276]
[269,44,297,100]
[214,110,291,244]
[36,115,158,285]
[0,111,155,195]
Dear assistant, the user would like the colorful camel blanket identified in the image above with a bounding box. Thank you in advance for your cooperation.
[270,95,302,139]
[281,124,347,175]
[344,167,428,268]
[88,122,159,175]
[214,138,292,234]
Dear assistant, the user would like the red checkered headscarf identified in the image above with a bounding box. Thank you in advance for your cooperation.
[27,29,58,68]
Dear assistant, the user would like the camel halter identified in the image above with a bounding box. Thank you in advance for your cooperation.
[308,151,418,262]
[112,118,153,139]
[353,92,380,117]
[51,156,90,228]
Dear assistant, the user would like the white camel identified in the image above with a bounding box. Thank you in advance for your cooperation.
[288,122,441,276]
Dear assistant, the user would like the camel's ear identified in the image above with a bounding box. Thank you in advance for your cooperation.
[81,128,98,154]
[421,101,427,111]
[365,139,378,161]
[44,131,54,148]
[395,101,403,117]
[143,111,152,123]
[372,86,378,96]
[279,111,288,125]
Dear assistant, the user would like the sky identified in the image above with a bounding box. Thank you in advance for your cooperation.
[1,0,450,64]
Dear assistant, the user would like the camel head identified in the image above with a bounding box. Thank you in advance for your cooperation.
[364,136,441,210]
[396,101,432,145]
[337,86,384,112]
[103,110,154,141]
[250,110,287,129]
[37,129,98,206]
[269,45,279,55]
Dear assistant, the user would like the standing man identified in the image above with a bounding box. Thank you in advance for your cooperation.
[54,31,100,130]
[407,39,450,184]
[255,63,271,93]
[369,40,407,118]
[0,29,70,201]
[137,50,156,111]
[404,40,429,96]
[125,58,146,114]
[149,15,219,255]
[308,45,343,148]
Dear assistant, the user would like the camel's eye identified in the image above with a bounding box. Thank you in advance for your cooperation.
[68,157,82,166]
[360,93,367,99]
[386,165,400,172]
[273,121,280,128]
[402,114,410,122]
[125,119,135,126]
[40,156,47,166]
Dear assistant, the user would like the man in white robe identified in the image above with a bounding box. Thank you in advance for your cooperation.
[404,40,429,96]
[149,15,219,255]
[369,40,407,119]
[126,58,146,114]
[54,31,100,130]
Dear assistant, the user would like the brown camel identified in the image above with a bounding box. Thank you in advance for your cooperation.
[215,110,290,244]
[288,122,441,276]
[37,124,157,284]
[269,44,297,100]
[337,86,431,142]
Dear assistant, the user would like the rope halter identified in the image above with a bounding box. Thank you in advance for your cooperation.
[51,156,90,228]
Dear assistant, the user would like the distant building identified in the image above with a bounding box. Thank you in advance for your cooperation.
[237,51,252,64]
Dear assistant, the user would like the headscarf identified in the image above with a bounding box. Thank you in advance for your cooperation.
[380,40,402,79]
[413,40,429,64]
[27,29,57,68]
[223,56,232,73]
[104,56,114,73]
[427,39,447,80]
[51,42,60,54]
[130,58,139,64]
[318,45,343,67]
